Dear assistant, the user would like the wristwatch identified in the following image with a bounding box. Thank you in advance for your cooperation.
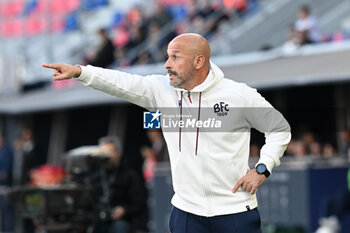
[256,163,270,178]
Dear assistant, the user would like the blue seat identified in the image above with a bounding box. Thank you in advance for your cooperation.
[22,0,38,16]
[64,12,79,32]
[110,11,124,28]
[81,0,108,11]
[168,5,187,22]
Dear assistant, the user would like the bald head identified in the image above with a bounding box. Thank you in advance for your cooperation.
[164,33,211,90]
[169,33,211,66]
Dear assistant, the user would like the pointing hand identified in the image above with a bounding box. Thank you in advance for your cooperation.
[42,63,82,81]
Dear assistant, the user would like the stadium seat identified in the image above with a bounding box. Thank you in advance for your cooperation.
[50,0,69,13]
[64,12,79,32]
[25,14,46,36]
[168,5,187,22]
[34,0,49,14]
[2,0,25,17]
[2,18,23,37]
[22,0,38,16]
[81,0,108,11]
[49,0,80,13]
[50,14,65,33]
[158,0,187,5]
[66,0,81,12]
[110,11,124,28]
[0,3,5,16]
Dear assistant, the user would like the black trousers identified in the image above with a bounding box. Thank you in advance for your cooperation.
[169,206,262,233]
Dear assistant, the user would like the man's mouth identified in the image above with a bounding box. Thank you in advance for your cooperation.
[168,70,178,78]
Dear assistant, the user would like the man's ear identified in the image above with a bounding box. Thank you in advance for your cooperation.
[193,55,205,70]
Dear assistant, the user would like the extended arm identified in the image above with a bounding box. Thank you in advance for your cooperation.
[43,63,162,109]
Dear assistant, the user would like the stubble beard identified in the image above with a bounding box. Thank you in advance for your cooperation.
[168,68,195,88]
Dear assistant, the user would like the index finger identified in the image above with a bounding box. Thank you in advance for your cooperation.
[232,178,244,193]
[42,64,60,69]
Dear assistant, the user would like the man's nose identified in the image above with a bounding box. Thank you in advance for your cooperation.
[164,58,171,69]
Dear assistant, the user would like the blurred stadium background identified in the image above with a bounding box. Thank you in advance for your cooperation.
[0,0,350,232]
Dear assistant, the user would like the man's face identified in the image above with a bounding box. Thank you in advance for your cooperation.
[100,143,121,166]
[164,41,196,88]
[298,10,307,19]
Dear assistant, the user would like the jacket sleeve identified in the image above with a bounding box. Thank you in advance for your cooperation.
[75,65,161,110]
[243,86,291,173]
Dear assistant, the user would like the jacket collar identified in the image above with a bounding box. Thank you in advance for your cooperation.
[173,61,224,93]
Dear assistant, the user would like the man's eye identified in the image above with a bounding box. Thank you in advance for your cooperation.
[173,56,177,60]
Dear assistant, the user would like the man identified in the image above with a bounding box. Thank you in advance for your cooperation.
[43,33,291,233]
[0,134,15,232]
[92,136,145,233]
[294,5,322,44]
[85,28,115,68]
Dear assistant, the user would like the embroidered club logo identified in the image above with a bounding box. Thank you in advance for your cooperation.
[213,102,229,116]
[143,110,161,129]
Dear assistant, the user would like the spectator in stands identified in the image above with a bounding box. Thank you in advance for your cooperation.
[93,136,146,233]
[146,130,168,162]
[0,133,15,232]
[315,169,350,233]
[86,28,115,68]
[283,24,312,52]
[323,143,337,158]
[114,47,131,67]
[147,21,177,63]
[0,134,13,187]
[293,140,307,157]
[223,0,247,17]
[310,141,322,158]
[302,132,316,153]
[190,0,215,21]
[140,130,169,182]
[294,5,322,43]
[14,128,43,185]
[135,50,155,65]
[285,139,296,156]
[14,129,42,233]
[147,21,164,61]
[140,146,156,182]
[204,5,231,39]
[149,2,173,28]
[341,129,350,160]
[124,24,147,56]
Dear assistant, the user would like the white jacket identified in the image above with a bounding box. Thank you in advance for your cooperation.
[76,62,291,217]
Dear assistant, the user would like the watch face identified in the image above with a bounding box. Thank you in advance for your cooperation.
[257,164,266,173]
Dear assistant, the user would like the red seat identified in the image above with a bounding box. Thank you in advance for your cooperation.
[50,0,66,13]
[25,14,46,35]
[2,17,23,37]
[67,0,81,12]
[50,0,79,13]
[50,14,65,33]
[0,3,4,16]
[2,0,25,16]
[35,0,50,14]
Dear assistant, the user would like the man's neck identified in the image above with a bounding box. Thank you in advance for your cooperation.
[184,68,210,91]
